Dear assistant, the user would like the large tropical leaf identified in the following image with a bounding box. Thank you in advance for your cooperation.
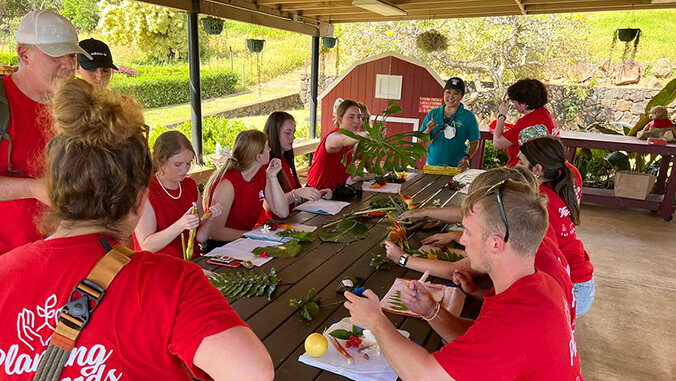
[252,240,302,258]
[319,220,369,243]
[629,78,676,136]
[340,100,429,175]
[604,151,630,171]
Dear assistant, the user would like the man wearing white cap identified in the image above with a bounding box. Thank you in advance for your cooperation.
[0,10,92,255]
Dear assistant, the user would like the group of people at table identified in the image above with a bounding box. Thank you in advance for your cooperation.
[0,9,595,381]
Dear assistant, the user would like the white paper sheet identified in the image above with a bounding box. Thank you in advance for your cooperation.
[361,181,402,194]
[243,223,317,243]
[452,169,486,194]
[295,199,350,215]
[298,318,402,381]
[204,238,281,266]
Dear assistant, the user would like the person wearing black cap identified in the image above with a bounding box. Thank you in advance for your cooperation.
[77,38,118,88]
[421,77,480,169]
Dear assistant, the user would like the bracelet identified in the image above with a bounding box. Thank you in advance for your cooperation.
[291,189,300,203]
[463,154,471,161]
[497,113,507,120]
[422,302,441,321]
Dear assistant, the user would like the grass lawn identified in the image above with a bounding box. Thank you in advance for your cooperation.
[584,9,676,64]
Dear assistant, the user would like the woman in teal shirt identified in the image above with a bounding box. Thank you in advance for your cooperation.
[421,77,480,168]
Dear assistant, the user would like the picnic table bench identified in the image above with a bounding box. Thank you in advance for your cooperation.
[473,126,676,221]
[194,172,478,380]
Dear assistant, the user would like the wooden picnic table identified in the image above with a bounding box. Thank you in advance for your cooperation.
[472,126,676,221]
[194,172,478,380]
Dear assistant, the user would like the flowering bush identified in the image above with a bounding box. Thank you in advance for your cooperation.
[116,65,137,77]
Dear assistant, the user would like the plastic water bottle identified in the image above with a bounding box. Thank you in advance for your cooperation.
[215,142,222,154]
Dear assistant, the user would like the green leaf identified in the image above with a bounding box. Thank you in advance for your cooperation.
[252,241,302,258]
[290,288,321,320]
[329,329,353,340]
[604,151,630,171]
[208,268,280,301]
[319,220,369,243]
[338,101,427,175]
[276,228,315,242]
[629,78,676,136]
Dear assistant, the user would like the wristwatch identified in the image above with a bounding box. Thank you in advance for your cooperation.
[398,253,410,267]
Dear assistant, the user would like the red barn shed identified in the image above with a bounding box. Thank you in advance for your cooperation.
[318,52,445,142]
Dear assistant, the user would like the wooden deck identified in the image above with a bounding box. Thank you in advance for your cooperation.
[194,173,477,380]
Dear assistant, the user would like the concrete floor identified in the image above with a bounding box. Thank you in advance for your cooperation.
[575,204,676,381]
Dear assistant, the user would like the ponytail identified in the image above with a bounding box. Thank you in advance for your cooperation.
[520,136,580,225]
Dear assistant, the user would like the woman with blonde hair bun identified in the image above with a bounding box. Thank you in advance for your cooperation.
[203,129,289,250]
[0,78,273,381]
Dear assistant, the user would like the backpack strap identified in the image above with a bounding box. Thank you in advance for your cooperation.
[0,75,22,175]
[32,237,134,381]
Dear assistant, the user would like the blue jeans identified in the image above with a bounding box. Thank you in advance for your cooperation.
[574,277,595,317]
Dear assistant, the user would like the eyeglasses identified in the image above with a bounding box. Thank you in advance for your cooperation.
[485,179,510,243]
[141,124,150,141]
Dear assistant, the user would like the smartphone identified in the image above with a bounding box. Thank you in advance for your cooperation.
[207,256,242,268]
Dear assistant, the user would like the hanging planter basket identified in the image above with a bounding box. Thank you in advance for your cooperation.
[246,39,265,53]
[322,37,338,49]
[202,17,224,35]
[617,28,640,42]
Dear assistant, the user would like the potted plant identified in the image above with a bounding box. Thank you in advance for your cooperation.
[246,39,265,53]
[617,28,640,42]
[610,28,641,61]
[322,37,337,49]
[201,17,224,35]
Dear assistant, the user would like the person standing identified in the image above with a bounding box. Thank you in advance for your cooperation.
[421,77,480,169]
[493,78,560,167]
[0,10,92,254]
[77,38,117,88]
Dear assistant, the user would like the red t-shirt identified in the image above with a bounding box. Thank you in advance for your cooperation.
[0,75,51,255]
[133,176,201,258]
[504,107,560,167]
[567,161,583,204]
[211,168,267,231]
[434,272,582,381]
[537,231,576,329]
[540,183,594,283]
[259,158,299,224]
[0,233,247,380]
[306,128,354,190]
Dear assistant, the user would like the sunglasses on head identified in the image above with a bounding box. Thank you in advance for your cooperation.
[485,179,510,243]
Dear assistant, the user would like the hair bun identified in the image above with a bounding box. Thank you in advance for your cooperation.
[51,78,145,148]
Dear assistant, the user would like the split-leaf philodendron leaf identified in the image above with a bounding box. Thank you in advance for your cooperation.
[340,100,429,176]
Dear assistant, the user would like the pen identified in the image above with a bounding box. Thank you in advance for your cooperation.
[412,270,430,300]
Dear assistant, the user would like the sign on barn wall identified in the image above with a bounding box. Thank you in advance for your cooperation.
[418,97,443,113]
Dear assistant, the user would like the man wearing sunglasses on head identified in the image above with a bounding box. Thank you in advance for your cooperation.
[344,179,582,381]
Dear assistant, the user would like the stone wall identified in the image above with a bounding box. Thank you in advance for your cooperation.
[466,84,674,131]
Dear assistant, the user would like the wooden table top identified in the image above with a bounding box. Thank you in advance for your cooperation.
[194,172,477,380]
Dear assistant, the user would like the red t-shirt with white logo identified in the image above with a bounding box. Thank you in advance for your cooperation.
[537,230,576,329]
[210,168,267,231]
[0,75,51,255]
[133,176,201,258]
[434,272,582,381]
[306,128,354,190]
[0,233,247,380]
[503,107,559,167]
[540,183,594,283]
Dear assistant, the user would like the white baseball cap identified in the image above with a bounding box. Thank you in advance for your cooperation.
[16,10,92,60]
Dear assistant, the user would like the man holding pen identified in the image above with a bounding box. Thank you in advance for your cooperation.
[344,180,582,380]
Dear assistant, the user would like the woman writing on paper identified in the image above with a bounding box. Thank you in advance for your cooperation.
[261,111,332,221]
[134,131,221,259]
[203,130,289,250]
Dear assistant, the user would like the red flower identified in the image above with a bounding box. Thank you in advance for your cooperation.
[260,251,269,258]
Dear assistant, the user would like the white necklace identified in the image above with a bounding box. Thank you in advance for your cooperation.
[156,174,182,200]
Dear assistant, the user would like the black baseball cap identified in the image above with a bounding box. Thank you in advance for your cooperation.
[77,38,117,70]
[445,77,466,94]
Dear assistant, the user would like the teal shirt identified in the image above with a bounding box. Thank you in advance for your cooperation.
[421,104,480,166]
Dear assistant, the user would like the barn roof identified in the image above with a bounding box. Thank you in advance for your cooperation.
[136,0,676,36]
[318,51,445,100]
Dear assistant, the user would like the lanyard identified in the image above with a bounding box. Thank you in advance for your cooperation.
[430,111,458,144]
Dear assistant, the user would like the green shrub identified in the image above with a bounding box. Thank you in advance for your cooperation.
[482,140,509,169]
[112,66,238,108]
[149,116,251,156]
